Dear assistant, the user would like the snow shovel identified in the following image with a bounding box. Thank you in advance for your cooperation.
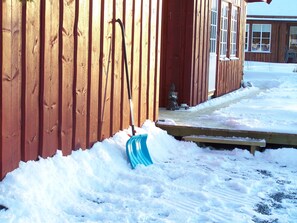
[115,18,153,169]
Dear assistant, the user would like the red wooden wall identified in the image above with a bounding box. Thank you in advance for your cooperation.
[160,0,247,106]
[0,0,162,180]
[160,0,211,107]
[215,0,247,97]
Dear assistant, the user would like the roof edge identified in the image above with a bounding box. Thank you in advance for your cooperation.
[247,17,297,22]
[247,15,297,19]
[246,0,272,4]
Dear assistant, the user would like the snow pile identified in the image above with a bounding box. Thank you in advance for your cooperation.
[0,121,297,222]
[188,86,259,113]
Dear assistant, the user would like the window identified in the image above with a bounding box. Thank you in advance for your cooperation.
[232,0,240,5]
[210,0,218,53]
[289,26,297,51]
[245,24,250,51]
[230,6,238,57]
[220,2,229,58]
[251,24,271,52]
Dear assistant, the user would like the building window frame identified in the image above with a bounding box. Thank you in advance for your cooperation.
[210,0,218,53]
[245,24,250,52]
[220,1,229,59]
[230,6,239,57]
[289,26,297,51]
[251,24,272,53]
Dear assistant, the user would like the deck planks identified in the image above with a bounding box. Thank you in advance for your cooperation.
[156,124,297,148]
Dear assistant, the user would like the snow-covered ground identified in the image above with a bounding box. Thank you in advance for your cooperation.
[0,62,297,223]
[159,61,297,134]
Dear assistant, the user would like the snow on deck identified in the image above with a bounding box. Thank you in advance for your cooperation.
[158,62,297,134]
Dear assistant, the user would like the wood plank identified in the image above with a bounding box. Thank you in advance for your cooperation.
[156,124,297,147]
[88,0,101,145]
[1,0,22,178]
[112,0,123,135]
[278,23,286,62]
[182,0,194,105]
[131,0,141,127]
[0,0,2,178]
[159,0,168,107]
[148,0,157,120]
[73,0,89,149]
[184,134,265,155]
[183,135,266,147]
[192,0,200,105]
[99,0,113,140]
[198,0,205,103]
[202,0,210,102]
[60,0,75,155]
[178,1,186,103]
[40,0,59,157]
[153,0,162,120]
[23,1,40,161]
[215,0,222,97]
[121,0,133,129]
[139,0,149,124]
[167,0,182,104]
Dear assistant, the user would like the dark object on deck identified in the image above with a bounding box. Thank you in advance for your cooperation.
[167,83,179,111]
[116,18,153,169]
[180,103,190,110]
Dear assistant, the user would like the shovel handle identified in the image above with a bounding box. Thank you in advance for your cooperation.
[116,18,135,136]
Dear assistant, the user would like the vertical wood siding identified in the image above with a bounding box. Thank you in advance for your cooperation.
[160,0,211,107]
[0,0,162,180]
[1,0,22,178]
[41,0,60,158]
[160,0,247,105]
[214,0,246,97]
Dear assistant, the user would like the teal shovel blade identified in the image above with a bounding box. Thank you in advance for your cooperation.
[126,134,153,169]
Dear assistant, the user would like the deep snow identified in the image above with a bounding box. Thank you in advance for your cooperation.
[0,62,297,223]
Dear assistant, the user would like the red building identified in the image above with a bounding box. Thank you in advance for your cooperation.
[160,0,271,108]
[0,0,270,179]
[245,0,297,63]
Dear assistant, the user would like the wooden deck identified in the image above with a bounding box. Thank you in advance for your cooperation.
[183,135,266,155]
[156,123,297,148]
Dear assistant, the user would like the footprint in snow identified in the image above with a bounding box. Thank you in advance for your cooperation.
[158,210,170,218]
[276,179,291,185]
[256,169,273,178]
[254,202,272,215]
[0,204,8,211]
[91,198,105,205]
[252,216,279,223]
